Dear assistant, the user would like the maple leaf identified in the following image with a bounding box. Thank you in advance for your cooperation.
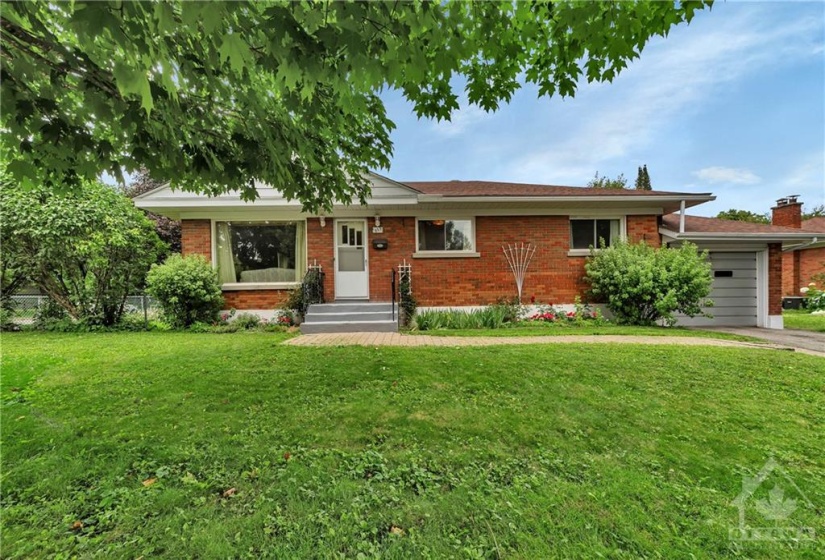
[755,485,797,521]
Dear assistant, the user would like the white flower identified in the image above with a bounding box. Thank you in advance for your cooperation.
[800,287,809,294]
[809,282,817,287]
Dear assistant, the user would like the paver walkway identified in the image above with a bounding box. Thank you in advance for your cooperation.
[285,332,823,357]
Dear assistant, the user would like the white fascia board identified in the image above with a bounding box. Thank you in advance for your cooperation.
[659,227,817,242]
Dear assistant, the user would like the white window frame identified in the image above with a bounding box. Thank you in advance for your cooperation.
[211,218,307,290]
[413,217,480,258]
[567,216,627,256]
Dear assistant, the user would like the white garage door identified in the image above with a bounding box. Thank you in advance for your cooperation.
[676,252,758,327]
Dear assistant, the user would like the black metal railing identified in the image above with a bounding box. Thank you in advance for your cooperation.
[391,269,397,323]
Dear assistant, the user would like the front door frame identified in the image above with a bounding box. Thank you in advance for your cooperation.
[334,218,369,300]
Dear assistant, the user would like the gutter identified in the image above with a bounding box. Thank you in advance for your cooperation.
[782,237,820,252]
[659,228,819,242]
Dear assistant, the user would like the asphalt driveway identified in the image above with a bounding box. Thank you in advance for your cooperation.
[706,327,825,356]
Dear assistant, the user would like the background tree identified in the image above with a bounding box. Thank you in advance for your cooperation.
[587,172,628,190]
[0,180,165,326]
[635,165,652,190]
[0,0,712,211]
[803,204,825,220]
[716,209,770,224]
[123,168,182,255]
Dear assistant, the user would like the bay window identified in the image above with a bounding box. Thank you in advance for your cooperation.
[215,221,305,285]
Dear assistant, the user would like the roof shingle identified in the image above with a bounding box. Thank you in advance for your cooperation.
[404,180,705,197]
[662,214,806,234]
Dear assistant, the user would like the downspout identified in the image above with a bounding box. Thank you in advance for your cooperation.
[782,237,819,252]
[679,200,686,233]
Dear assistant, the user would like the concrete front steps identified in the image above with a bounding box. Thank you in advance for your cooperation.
[300,302,398,334]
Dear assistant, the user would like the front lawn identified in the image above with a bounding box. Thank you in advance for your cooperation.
[2,333,823,558]
[784,309,825,333]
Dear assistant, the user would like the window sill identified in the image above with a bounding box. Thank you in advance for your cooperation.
[221,282,300,291]
[567,249,595,257]
[412,251,481,259]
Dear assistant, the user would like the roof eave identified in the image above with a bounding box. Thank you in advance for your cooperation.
[660,227,819,242]
[418,194,716,204]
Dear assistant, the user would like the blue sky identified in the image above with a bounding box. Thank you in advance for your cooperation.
[380,1,825,217]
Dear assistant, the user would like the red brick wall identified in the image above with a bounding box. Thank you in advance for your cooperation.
[800,247,825,290]
[223,290,290,309]
[181,215,664,308]
[181,220,212,262]
[768,243,783,315]
[781,251,800,296]
[306,218,335,301]
[627,215,661,247]
[362,215,660,307]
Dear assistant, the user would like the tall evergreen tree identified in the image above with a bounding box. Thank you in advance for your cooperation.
[635,165,652,190]
[635,166,644,190]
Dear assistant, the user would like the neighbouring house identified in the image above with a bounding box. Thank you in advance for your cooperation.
[134,173,820,331]
[769,197,825,296]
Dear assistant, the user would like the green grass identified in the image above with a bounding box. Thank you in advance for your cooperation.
[2,332,823,558]
[410,322,764,342]
[784,310,825,333]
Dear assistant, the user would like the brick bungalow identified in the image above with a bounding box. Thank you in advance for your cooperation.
[135,173,819,330]
[770,197,825,296]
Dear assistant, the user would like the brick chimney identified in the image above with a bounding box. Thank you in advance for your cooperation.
[771,195,802,229]
[772,196,802,296]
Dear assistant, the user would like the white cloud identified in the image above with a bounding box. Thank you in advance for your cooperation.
[693,166,761,185]
[506,6,824,185]
[430,102,490,137]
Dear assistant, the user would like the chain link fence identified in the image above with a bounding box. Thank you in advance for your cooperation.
[6,295,161,325]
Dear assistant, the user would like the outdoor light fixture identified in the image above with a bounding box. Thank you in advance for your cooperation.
[319,216,326,227]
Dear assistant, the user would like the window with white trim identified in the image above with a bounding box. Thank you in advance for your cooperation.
[417,219,474,252]
[570,219,621,249]
[215,221,306,284]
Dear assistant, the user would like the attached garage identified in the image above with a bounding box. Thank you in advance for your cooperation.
[661,213,819,330]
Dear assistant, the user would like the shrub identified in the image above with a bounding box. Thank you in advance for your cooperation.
[281,268,324,320]
[399,270,417,327]
[0,180,164,326]
[233,312,261,329]
[800,282,825,311]
[413,305,518,331]
[585,241,712,326]
[146,254,224,328]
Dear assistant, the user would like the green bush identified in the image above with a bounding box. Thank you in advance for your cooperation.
[414,304,519,331]
[0,179,164,326]
[399,271,418,327]
[800,278,825,311]
[585,241,712,326]
[146,255,224,328]
[233,312,261,329]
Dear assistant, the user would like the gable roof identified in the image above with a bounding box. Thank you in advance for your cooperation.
[405,180,705,198]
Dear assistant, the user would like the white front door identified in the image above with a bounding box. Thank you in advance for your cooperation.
[335,220,369,299]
